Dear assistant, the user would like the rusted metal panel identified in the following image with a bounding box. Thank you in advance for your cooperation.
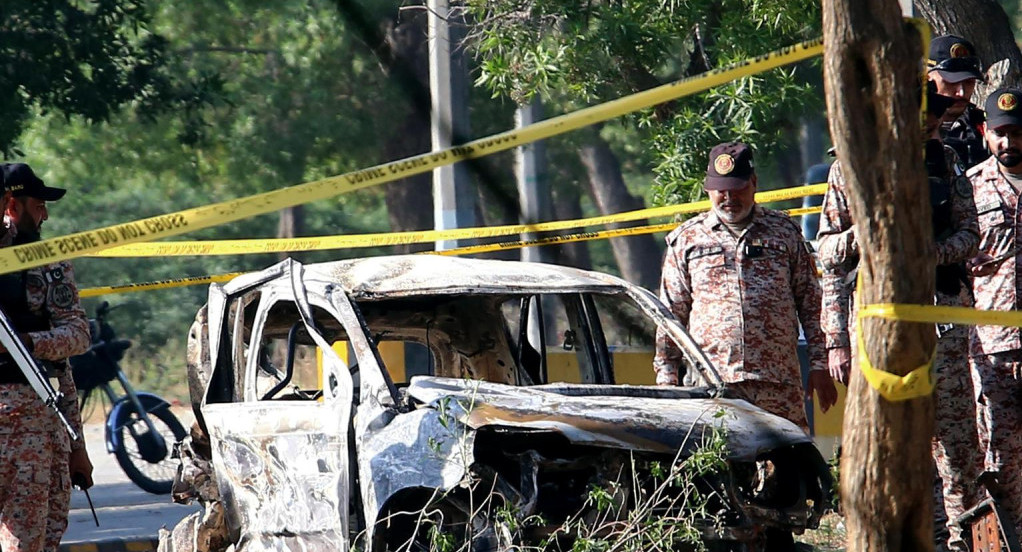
[406,377,812,461]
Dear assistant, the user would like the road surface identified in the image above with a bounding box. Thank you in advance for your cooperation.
[60,412,200,552]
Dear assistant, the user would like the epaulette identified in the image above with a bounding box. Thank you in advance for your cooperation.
[966,161,986,179]
[759,205,796,223]
[665,213,706,246]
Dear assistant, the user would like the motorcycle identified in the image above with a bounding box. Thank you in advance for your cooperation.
[69,301,187,494]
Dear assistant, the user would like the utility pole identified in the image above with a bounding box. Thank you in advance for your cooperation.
[428,0,474,251]
[515,99,553,264]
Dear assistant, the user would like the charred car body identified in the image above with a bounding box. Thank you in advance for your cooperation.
[166,255,831,552]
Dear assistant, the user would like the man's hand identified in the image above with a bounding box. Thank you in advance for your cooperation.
[967,252,1002,277]
[808,370,838,413]
[828,347,852,385]
[69,447,94,490]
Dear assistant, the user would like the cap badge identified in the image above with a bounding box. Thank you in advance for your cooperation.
[998,93,1018,111]
[950,43,970,58]
[714,154,735,175]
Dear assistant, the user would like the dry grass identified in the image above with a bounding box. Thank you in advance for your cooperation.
[797,513,846,551]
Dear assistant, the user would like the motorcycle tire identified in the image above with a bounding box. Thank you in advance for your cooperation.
[112,402,187,494]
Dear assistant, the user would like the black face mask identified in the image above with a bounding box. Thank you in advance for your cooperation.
[12,227,40,245]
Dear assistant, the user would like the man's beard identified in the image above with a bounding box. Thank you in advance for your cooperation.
[12,226,40,245]
[997,149,1022,168]
[713,203,753,224]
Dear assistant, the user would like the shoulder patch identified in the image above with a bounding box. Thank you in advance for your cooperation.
[966,162,986,179]
[50,283,74,309]
[954,177,973,199]
[25,274,44,291]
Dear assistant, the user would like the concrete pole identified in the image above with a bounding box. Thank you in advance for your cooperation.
[515,99,553,263]
[428,0,474,251]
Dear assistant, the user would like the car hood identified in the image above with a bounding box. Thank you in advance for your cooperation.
[406,377,813,461]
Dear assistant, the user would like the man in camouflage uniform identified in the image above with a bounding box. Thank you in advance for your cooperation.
[654,142,837,433]
[818,87,983,551]
[0,163,93,552]
[966,87,1022,534]
[928,35,989,169]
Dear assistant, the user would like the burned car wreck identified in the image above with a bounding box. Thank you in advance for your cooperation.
[164,255,831,552]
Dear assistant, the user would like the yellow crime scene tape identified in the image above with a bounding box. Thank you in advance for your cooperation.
[79,273,243,299]
[88,183,828,258]
[0,38,823,275]
[77,201,826,296]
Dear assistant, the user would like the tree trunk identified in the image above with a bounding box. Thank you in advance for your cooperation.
[823,1,937,551]
[276,205,305,261]
[915,0,1022,91]
[550,184,593,271]
[380,10,434,253]
[577,130,661,290]
[475,154,519,261]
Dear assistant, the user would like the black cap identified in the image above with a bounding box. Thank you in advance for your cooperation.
[705,142,755,191]
[985,88,1022,129]
[1,163,66,201]
[927,35,984,83]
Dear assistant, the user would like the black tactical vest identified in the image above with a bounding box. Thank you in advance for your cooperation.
[0,271,50,384]
[926,140,969,296]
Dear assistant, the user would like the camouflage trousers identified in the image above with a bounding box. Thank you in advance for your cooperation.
[727,380,809,434]
[0,384,72,552]
[971,349,1022,535]
[931,295,983,551]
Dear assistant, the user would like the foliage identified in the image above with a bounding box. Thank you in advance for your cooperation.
[999,0,1022,34]
[464,0,823,206]
[17,1,427,398]
[375,410,733,552]
[0,0,220,155]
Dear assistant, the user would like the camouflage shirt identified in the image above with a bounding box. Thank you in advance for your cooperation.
[818,151,979,349]
[654,206,825,386]
[0,217,90,448]
[969,155,1022,356]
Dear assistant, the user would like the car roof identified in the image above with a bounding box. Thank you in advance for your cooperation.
[296,255,631,299]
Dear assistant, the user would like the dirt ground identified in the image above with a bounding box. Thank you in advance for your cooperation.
[797,514,846,551]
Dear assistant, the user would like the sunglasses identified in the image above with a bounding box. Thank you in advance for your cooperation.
[928,56,983,76]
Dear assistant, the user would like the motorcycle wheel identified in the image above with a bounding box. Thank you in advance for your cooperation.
[112,403,187,494]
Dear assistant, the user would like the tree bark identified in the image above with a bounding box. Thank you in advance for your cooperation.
[915,0,1022,91]
[550,184,593,271]
[577,130,661,290]
[276,205,305,261]
[380,10,434,252]
[823,1,937,551]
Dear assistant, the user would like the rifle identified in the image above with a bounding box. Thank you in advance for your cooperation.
[0,306,78,441]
